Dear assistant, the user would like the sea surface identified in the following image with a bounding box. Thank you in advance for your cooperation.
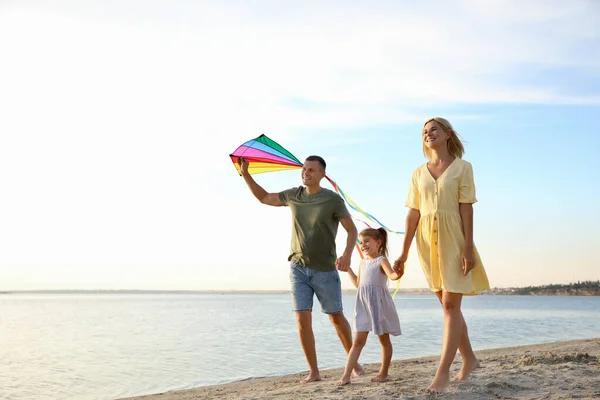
[1,292,599,400]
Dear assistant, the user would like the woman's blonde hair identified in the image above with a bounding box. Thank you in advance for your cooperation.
[422,117,465,160]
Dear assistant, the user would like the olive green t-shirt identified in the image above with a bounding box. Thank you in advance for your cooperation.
[278,186,351,272]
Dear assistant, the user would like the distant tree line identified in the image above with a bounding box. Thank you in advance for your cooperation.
[514,280,600,296]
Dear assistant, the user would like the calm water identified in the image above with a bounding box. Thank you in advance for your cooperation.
[1,293,599,400]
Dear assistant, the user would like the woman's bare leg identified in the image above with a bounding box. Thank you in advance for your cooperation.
[427,291,463,393]
[433,291,480,382]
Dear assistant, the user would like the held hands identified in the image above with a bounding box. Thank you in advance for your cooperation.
[336,254,351,272]
[393,253,407,278]
[237,156,249,176]
[461,247,475,276]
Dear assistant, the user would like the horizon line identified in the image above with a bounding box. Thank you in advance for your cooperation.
[3,283,596,295]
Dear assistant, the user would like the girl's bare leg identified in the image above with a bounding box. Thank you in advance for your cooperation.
[329,312,365,376]
[371,333,392,382]
[336,332,369,386]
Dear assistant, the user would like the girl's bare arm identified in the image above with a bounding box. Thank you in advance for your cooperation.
[380,258,403,281]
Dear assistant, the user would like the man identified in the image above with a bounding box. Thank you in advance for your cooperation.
[238,155,363,383]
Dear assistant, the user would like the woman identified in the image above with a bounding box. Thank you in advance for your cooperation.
[393,117,490,393]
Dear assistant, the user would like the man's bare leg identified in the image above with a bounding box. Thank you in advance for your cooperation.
[296,311,321,383]
[329,312,365,376]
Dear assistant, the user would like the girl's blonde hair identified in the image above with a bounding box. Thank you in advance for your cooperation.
[422,117,465,160]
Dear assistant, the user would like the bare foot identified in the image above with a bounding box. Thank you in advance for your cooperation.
[426,370,450,393]
[371,374,388,383]
[336,376,351,386]
[352,363,365,377]
[300,372,321,384]
[453,357,480,381]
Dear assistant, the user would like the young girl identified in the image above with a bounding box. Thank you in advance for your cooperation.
[336,227,402,386]
[393,117,490,393]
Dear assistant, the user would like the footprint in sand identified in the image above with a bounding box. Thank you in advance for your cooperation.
[485,381,532,391]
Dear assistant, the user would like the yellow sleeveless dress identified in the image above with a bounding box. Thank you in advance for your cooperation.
[405,158,490,295]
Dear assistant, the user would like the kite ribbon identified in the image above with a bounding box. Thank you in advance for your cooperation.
[325,176,404,298]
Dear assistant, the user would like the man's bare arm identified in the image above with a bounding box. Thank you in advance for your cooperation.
[239,157,283,206]
[339,216,358,258]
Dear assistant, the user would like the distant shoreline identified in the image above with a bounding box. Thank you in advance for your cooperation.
[1,285,599,296]
[0,289,429,295]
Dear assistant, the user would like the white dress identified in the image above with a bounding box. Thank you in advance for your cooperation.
[354,256,402,336]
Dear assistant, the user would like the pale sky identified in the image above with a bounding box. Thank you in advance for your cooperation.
[1,0,599,291]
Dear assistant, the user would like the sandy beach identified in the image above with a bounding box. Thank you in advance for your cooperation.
[122,338,600,400]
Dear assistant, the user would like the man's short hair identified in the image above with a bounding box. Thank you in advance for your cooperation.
[305,155,326,170]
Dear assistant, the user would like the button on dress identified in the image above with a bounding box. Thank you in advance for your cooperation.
[405,158,490,295]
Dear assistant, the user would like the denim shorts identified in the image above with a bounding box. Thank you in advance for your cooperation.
[289,263,343,314]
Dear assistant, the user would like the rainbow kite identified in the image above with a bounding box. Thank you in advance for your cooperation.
[230,134,405,296]
[230,134,303,175]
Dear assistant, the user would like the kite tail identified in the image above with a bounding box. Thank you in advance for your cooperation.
[325,175,402,299]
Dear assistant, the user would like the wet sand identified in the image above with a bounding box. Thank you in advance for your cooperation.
[122,338,600,400]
